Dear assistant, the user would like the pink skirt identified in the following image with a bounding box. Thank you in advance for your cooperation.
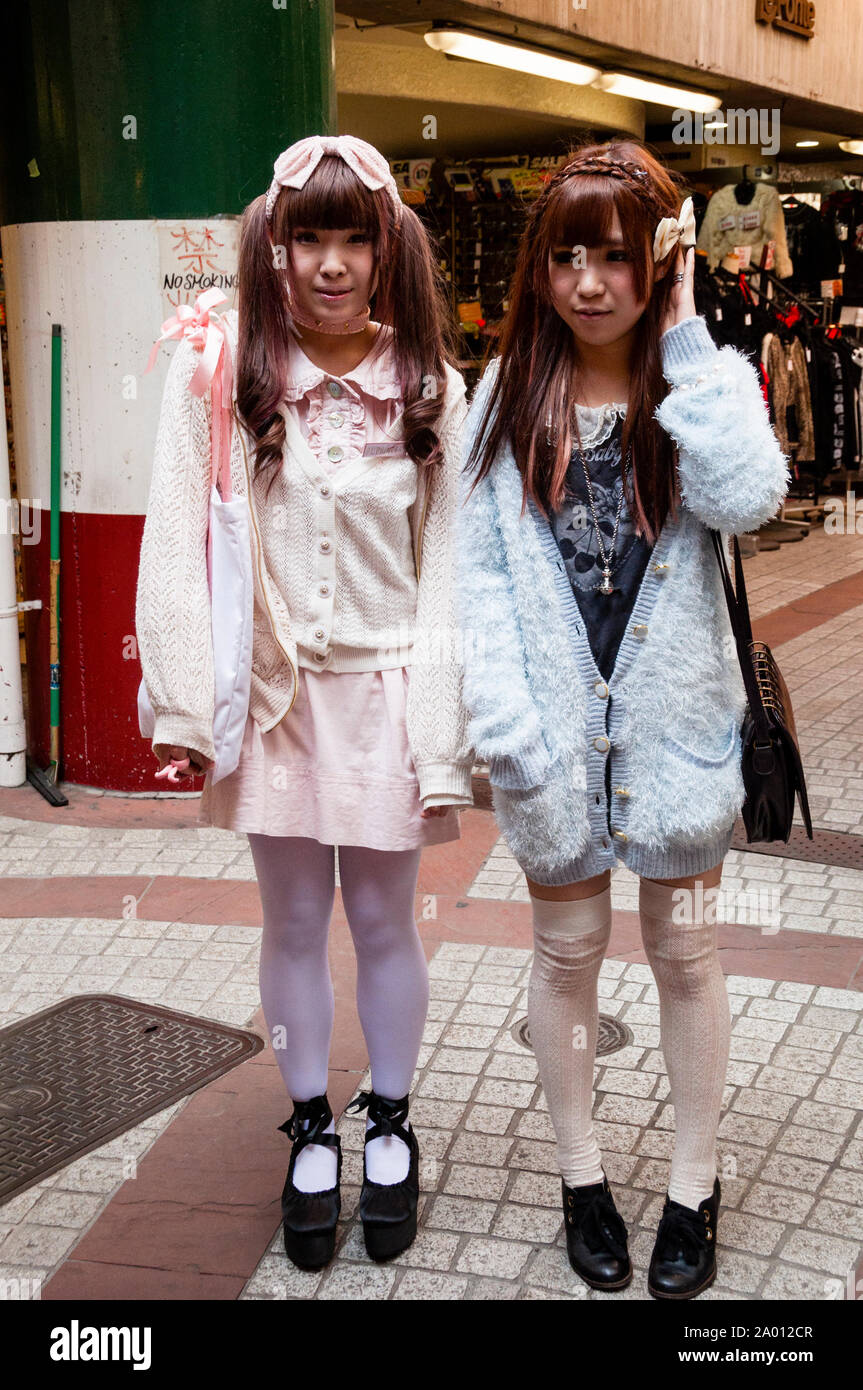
[198,665,461,851]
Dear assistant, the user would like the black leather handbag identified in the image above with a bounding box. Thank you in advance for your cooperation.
[710,530,814,844]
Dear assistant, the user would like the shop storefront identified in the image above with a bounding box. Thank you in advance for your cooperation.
[336,3,863,533]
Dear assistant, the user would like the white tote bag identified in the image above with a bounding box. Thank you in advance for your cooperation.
[137,295,253,784]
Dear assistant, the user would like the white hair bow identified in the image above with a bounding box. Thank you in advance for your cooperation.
[653,196,696,263]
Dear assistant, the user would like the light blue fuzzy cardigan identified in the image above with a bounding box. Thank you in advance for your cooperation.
[455,315,791,885]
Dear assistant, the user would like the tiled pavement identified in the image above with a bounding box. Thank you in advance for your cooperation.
[242,947,863,1302]
[1,516,862,1301]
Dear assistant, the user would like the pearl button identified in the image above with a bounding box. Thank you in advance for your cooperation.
[632,623,648,640]
[593,735,610,753]
[594,681,609,700]
[319,583,330,596]
[327,446,343,462]
[320,483,330,496]
[314,627,325,640]
[327,381,343,398]
[328,411,344,427]
[320,538,331,552]
[314,652,326,662]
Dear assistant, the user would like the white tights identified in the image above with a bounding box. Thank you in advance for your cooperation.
[248,834,428,1190]
[528,876,731,1211]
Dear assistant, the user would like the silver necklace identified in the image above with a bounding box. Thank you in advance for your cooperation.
[575,442,633,595]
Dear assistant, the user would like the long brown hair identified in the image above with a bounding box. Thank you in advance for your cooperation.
[236,151,460,499]
[465,138,690,543]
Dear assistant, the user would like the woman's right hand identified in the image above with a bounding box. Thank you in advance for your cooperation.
[155,745,207,782]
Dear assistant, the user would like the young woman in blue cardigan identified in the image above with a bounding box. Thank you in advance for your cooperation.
[456,141,789,1299]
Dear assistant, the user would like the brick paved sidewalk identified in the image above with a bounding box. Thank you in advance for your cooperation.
[0,520,862,1301]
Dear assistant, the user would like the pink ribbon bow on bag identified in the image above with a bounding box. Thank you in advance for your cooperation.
[265,133,403,224]
[144,287,235,784]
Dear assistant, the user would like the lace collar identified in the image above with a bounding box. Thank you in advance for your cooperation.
[572,400,627,449]
[284,323,402,403]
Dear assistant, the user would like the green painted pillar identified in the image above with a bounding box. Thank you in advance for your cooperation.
[1,1,336,791]
[1,0,336,222]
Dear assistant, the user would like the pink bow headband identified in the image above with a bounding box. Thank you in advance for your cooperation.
[265,134,403,226]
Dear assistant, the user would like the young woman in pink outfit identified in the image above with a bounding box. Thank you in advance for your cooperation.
[136,135,474,1270]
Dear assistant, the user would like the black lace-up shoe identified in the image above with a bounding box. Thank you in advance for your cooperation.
[345,1089,419,1262]
[562,1173,633,1290]
[648,1176,721,1299]
[277,1093,341,1271]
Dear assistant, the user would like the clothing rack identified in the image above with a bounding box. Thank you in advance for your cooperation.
[737,263,825,322]
[713,264,824,531]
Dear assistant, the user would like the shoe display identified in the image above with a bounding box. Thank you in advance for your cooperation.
[561,1172,633,1291]
[345,1089,419,1262]
[277,1093,342,1271]
[647,1175,721,1300]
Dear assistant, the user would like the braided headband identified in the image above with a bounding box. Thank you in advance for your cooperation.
[543,155,695,262]
[265,134,404,226]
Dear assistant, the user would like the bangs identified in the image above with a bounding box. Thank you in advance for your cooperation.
[275,155,381,235]
[544,174,628,252]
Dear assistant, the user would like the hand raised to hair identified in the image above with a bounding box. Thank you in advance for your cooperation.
[660,244,698,337]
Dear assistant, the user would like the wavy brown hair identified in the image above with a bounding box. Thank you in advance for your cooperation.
[465,138,691,543]
[236,151,460,499]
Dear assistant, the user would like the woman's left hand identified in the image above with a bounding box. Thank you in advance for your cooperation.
[420,804,450,818]
[660,243,697,336]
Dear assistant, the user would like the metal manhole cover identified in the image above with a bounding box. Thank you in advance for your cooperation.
[0,994,263,1204]
[730,820,863,869]
[512,1014,632,1056]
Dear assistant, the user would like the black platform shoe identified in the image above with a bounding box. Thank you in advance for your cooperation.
[345,1089,419,1262]
[277,1094,342,1271]
[562,1173,633,1290]
[647,1176,721,1300]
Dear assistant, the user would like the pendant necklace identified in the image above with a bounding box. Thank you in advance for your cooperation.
[575,441,633,596]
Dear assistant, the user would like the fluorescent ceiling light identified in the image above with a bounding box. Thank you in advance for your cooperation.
[795,140,819,147]
[423,28,601,84]
[592,72,722,112]
[839,139,863,156]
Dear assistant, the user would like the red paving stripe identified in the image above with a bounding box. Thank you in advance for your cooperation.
[6,868,861,989]
[753,565,863,648]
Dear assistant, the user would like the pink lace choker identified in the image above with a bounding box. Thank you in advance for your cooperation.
[289,296,372,336]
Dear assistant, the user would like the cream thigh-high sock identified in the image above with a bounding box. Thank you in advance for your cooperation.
[638,876,731,1211]
[527,885,613,1188]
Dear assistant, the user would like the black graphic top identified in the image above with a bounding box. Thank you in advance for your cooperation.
[549,408,655,681]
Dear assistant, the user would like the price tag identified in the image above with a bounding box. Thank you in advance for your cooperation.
[744,313,752,325]
[715,307,723,321]
[787,358,794,372]
[805,346,811,361]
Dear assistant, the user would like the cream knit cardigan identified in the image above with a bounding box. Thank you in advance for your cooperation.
[135,309,476,806]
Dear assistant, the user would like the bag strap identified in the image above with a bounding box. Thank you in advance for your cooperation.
[209,311,235,502]
[709,530,773,744]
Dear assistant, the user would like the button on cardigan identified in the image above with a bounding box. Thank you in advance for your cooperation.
[272,323,421,673]
[455,315,792,886]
